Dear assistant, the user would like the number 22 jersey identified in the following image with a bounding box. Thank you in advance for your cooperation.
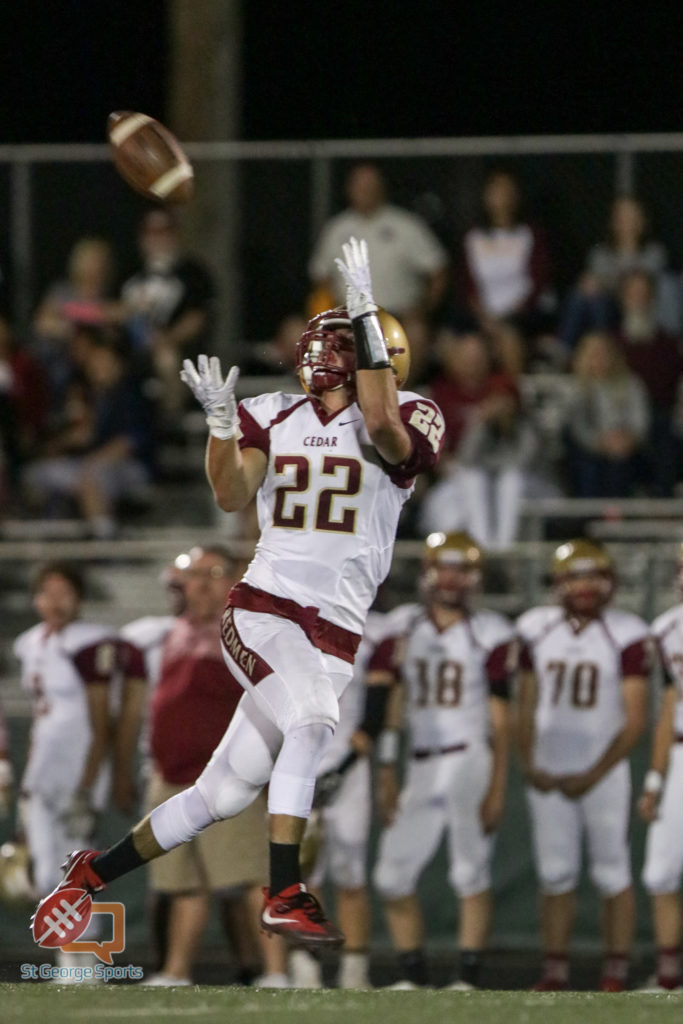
[235,390,444,637]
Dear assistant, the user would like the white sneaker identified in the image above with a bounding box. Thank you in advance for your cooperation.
[385,979,422,990]
[339,951,371,989]
[289,948,323,988]
[252,972,291,989]
[635,975,681,993]
[139,973,192,987]
[445,980,476,991]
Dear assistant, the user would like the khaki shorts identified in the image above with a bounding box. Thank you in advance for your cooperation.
[145,770,269,894]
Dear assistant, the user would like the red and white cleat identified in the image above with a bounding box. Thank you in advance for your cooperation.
[531,977,569,992]
[261,883,344,950]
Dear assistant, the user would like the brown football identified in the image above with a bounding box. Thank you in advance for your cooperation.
[107,110,194,204]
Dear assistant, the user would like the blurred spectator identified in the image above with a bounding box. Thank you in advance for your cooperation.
[0,314,49,503]
[22,330,155,537]
[563,331,650,498]
[558,195,679,349]
[308,162,449,382]
[120,207,216,421]
[455,168,556,374]
[31,236,120,406]
[128,546,287,988]
[419,329,544,547]
[613,269,683,496]
[240,312,307,380]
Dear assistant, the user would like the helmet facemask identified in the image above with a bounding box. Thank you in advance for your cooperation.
[296,310,356,397]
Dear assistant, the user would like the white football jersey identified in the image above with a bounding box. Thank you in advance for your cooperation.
[317,604,422,773]
[517,604,651,773]
[237,390,444,635]
[652,603,683,735]
[399,609,514,752]
[13,620,118,805]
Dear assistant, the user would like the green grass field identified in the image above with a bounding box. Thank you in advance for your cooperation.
[2,985,682,1024]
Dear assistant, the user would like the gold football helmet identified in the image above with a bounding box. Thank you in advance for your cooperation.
[552,539,614,615]
[296,307,410,395]
[421,531,483,608]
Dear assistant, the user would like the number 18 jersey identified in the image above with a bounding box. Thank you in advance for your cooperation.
[236,391,444,635]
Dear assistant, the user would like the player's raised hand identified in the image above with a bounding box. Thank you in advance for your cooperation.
[334,236,377,319]
[180,354,240,440]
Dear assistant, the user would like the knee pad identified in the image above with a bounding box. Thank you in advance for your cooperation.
[195,764,263,823]
[372,856,415,900]
[449,857,491,898]
[150,785,215,851]
[589,858,632,897]
[328,842,367,890]
[286,674,340,732]
[538,860,578,896]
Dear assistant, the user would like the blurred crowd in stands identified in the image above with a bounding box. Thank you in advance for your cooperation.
[3,164,683,542]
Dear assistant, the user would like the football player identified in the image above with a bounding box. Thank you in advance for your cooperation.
[517,539,651,992]
[372,531,514,989]
[34,237,445,953]
[639,542,683,991]
[0,694,12,818]
[13,561,118,900]
[291,600,418,989]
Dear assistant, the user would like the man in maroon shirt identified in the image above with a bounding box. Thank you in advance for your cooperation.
[130,545,286,987]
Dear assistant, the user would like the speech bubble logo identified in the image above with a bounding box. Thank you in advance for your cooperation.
[62,902,126,965]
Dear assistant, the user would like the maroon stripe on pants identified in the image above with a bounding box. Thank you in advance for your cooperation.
[220,607,273,684]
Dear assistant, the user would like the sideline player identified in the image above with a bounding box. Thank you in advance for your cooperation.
[517,539,650,992]
[290,600,417,989]
[14,562,118,900]
[639,545,683,990]
[32,237,445,952]
[372,531,513,989]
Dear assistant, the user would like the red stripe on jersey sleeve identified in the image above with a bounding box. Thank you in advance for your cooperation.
[72,640,117,684]
[384,398,446,485]
[486,641,513,699]
[620,637,652,678]
[118,639,147,681]
[367,635,400,676]
[237,404,270,455]
[517,640,534,672]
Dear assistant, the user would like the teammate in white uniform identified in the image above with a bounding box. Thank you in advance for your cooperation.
[372,532,513,990]
[35,238,444,954]
[291,602,419,989]
[639,546,683,991]
[516,539,651,992]
[13,562,117,897]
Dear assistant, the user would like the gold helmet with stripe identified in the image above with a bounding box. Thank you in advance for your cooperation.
[552,539,615,616]
[420,531,483,608]
[296,307,410,395]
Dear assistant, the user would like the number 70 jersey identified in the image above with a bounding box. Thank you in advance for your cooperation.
[516,604,652,774]
[236,390,445,635]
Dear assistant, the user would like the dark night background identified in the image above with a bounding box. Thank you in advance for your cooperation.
[0,2,681,143]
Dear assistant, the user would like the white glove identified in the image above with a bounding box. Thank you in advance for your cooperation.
[60,790,97,840]
[180,354,240,440]
[334,237,378,319]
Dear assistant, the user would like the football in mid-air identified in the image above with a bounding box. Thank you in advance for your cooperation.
[107,111,194,204]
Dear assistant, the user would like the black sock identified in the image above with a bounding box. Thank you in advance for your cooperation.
[398,948,428,986]
[269,841,301,896]
[92,833,146,883]
[459,949,482,987]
